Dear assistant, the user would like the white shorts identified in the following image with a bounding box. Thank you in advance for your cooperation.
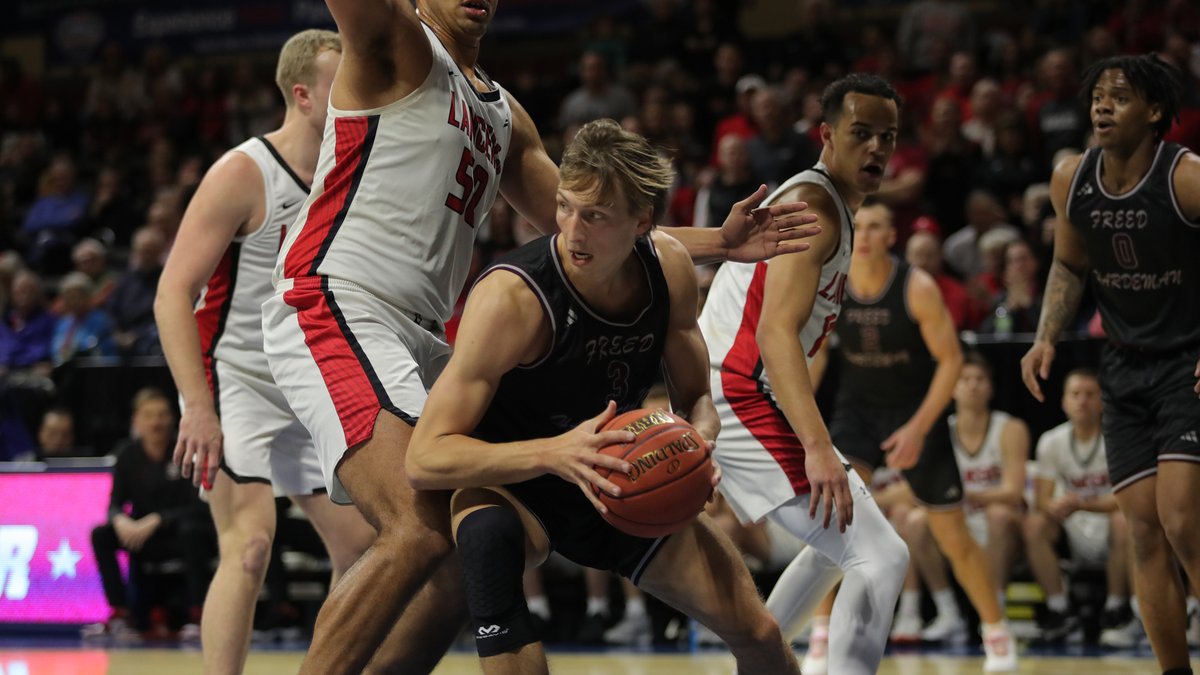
[262,278,450,504]
[711,369,826,524]
[203,360,325,497]
[964,509,989,547]
[1063,511,1110,567]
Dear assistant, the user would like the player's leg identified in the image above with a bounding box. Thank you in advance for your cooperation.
[1107,510,1131,605]
[984,502,1022,595]
[301,414,457,675]
[452,491,552,675]
[365,553,469,675]
[290,492,374,587]
[638,514,799,674]
[902,507,964,643]
[1116,475,1191,669]
[767,470,908,675]
[923,510,1004,623]
[1021,509,1068,619]
[201,471,278,673]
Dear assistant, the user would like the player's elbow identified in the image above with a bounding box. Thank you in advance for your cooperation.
[404,441,442,491]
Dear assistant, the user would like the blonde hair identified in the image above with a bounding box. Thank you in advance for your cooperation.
[559,119,673,224]
[275,29,341,107]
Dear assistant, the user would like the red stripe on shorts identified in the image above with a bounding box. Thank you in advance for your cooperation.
[720,262,811,495]
[284,282,382,450]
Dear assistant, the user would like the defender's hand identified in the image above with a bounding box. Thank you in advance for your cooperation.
[174,405,223,490]
[805,444,853,532]
[1021,340,1057,403]
[720,185,821,263]
[882,422,926,470]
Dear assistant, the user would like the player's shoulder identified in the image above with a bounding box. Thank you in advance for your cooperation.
[1050,151,1086,189]
[468,265,548,326]
[1036,421,1072,453]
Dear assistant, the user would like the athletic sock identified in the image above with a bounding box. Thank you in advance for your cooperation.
[933,588,960,618]
[898,590,921,619]
[1104,595,1126,612]
[527,595,550,621]
[1046,594,1068,614]
[624,596,646,618]
[586,596,609,617]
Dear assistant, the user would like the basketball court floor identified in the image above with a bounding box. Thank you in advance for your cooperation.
[0,641,1184,674]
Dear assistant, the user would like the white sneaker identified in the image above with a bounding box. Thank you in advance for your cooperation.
[921,612,969,645]
[178,623,201,643]
[801,625,828,675]
[603,610,651,646]
[890,613,923,643]
[1188,606,1200,648]
[1100,616,1145,648]
[983,625,1018,672]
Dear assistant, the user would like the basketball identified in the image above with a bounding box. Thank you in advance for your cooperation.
[593,408,714,538]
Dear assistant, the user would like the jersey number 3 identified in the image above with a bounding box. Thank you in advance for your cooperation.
[445,147,490,228]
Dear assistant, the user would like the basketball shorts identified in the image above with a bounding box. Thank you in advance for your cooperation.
[1062,510,1110,567]
[1100,342,1200,492]
[830,404,963,508]
[195,359,325,496]
[262,277,450,504]
[505,475,667,585]
[711,369,832,524]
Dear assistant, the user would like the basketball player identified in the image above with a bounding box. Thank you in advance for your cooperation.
[896,352,1028,646]
[262,2,818,672]
[699,74,914,675]
[1021,53,1200,675]
[154,30,378,673]
[1022,368,1132,643]
[407,119,800,675]
[801,203,1018,672]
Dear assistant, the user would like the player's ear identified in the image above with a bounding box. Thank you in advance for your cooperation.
[1148,103,1162,127]
[291,82,311,112]
[819,121,834,148]
[635,206,654,237]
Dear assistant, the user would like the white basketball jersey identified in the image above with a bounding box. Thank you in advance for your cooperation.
[700,163,853,397]
[275,22,512,323]
[196,136,308,378]
[1035,421,1110,500]
[951,410,1011,511]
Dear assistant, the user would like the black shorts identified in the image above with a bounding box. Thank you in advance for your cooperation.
[829,404,963,508]
[1100,342,1200,492]
[504,475,668,584]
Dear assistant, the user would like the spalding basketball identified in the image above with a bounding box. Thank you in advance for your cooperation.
[593,408,713,538]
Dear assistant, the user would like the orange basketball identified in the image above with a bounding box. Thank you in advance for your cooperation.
[593,408,713,538]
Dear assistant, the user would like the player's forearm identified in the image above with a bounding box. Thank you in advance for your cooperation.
[681,394,720,443]
[758,327,834,451]
[910,351,961,434]
[970,485,1023,508]
[406,433,551,491]
[660,226,726,265]
[1034,259,1086,344]
[153,289,215,412]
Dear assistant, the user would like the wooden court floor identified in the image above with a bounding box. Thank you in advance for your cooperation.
[0,648,1176,674]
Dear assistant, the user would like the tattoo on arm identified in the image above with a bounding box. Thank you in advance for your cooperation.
[1036,259,1086,343]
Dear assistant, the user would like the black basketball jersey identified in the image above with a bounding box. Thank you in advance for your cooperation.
[835,257,936,409]
[473,234,671,445]
[1066,142,1200,350]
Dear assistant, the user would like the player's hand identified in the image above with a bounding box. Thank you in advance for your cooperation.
[1021,340,1056,403]
[805,444,853,532]
[881,422,926,470]
[546,401,635,515]
[126,514,162,551]
[174,405,224,490]
[1047,494,1080,522]
[720,184,821,263]
[112,515,138,549]
[704,440,722,502]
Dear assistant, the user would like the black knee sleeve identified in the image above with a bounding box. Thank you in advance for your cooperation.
[456,506,539,657]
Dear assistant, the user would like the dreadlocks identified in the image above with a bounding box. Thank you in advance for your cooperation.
[1080,54,1183,139]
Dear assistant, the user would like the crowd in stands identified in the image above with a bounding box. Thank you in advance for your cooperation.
[2,0,1199,647]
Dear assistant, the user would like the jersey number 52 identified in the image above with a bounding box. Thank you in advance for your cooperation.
[445,147,490,228]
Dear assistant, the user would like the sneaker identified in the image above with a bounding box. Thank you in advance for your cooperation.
[576,611,609,645]
[693,622,725,647]
[179,623,201,643]
[1100,613,1144,649]
[603,610,651,646]
[1185,605,1195,648]
[921,612,969,645]
[890,613,923,644]
[801,625,828,675]
[983,625,1018,672]
[81,615,140,642]
[1034,607,1079,643]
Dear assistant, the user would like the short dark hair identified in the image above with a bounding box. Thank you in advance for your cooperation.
[1080,54,1183,139]
[820,73,902,125]
[962,351,993,379]
[1064,367,1099,386]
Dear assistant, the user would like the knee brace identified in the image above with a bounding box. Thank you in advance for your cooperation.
[456,506,539,657]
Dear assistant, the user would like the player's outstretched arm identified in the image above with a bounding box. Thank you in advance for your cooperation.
[755,185,852,532]
[884,268,962,470]
[653,232,718,442]
[661,184,821,265]
[499,92,561,233]
[1022,154,1088,402]
[324,0,431,110]
[406,273,634,510]
[153,151,262,489]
